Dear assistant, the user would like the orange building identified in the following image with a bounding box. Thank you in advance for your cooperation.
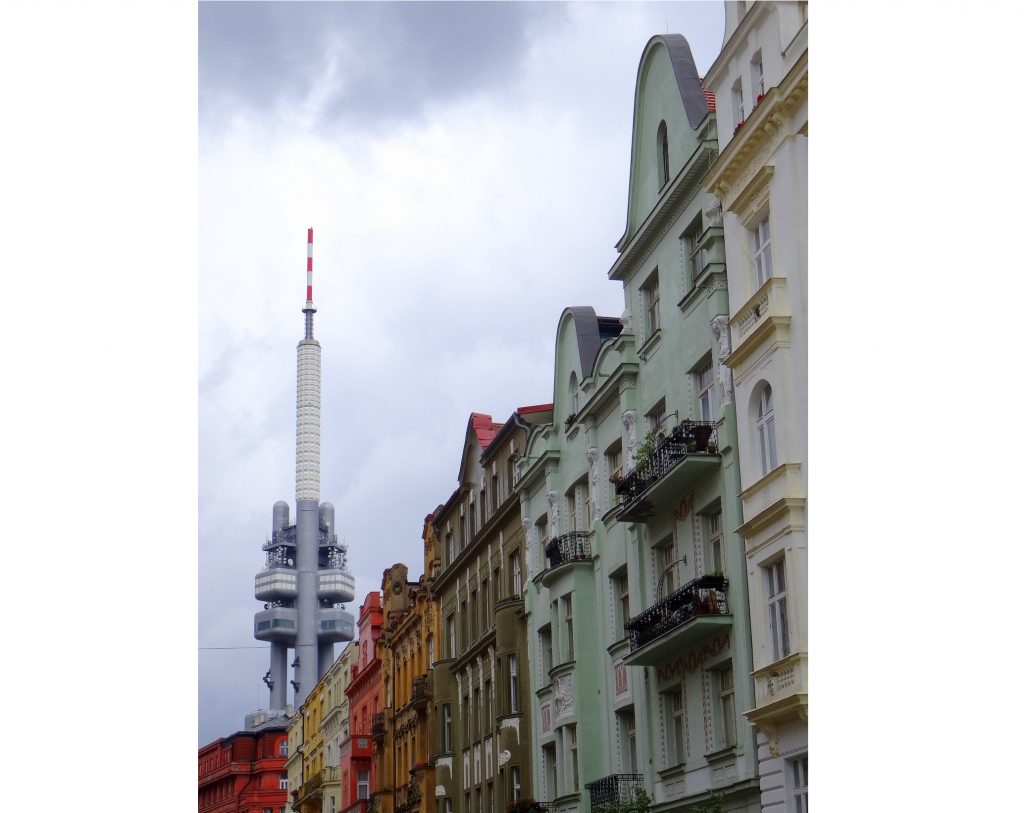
[344,592,383,813]
[198,720,290,813]
[375,514,443,813]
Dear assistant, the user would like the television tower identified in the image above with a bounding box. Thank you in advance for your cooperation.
[253,228,355,711]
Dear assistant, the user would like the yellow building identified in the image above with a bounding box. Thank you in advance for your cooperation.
[375,515,442,813]
[290,643,359,813]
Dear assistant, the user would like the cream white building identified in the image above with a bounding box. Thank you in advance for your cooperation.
[703,3,808,812]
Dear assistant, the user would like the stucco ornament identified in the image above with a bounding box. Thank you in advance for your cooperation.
[498,749,512,768]
[703,198,723,227]
[620,309,632,331]
[623,410,638,470]
[710,314,734,405]
[586,447,601,515]
[546,491,560,538]
[435,786,446,798]
[521,517,534,579]
[553,674,574,717]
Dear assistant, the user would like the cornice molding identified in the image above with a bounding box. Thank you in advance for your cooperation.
[704,51,808,210]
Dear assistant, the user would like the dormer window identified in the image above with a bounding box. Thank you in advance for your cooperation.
[657,120,669,188]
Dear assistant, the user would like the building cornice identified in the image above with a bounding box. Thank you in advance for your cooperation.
[703,50,808,211]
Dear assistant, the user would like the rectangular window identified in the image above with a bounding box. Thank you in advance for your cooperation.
[683,219,707,286]
[445,800,453,813]
[567,487,577,532]
[473,688,481,738]
[470,591,477,641]
[732,77,744,124]
[718,663,736,748]
[656,536,680,599]
[647,398,667,439]
[706,509,724,575]
[543,743,557,801]
[511,552,522,597]
[539,625,553,679]
[446,531,455,566]
[766,559,791,661]
[563,593,575,663]
[790,754,808,812]
[447,615,456,658]
[618,707,638,772]
[751,51,765,99]
[509,654,519,713]
[442,703,452,752]
[696,362,718,422]
[752,216,773,288]
[612,569,629,641]
[568,724,579,792]
[511,765,522,802]
[279,772,288,790]
[642,271,661,337]
[666,687,685,765]
[606,440,623,490]
[484,680,492,730]
[463,695,471,741]
[491,473,499,512]
[357,771,370,800]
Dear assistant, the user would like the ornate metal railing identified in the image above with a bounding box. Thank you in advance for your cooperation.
[545,531,592,568]
[584,774,645,808]
[411,674,430,706]
[615,420,719,507]
[624,574,728,653]
[371,712,386,739]
[395,782,421,813]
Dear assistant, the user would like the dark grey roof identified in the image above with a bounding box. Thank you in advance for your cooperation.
[567,307,622,378]
[659,34,711,130]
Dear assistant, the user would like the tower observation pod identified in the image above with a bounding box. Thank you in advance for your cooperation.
[253,228,355,711]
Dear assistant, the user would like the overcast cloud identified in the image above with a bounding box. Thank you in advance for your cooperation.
[199,0,724,746]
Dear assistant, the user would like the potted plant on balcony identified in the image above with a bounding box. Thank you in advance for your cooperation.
[633,430,659,472]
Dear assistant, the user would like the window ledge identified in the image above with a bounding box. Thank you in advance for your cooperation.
[657,762,686,781]
[638,328,662,362]
[704,744,739,765]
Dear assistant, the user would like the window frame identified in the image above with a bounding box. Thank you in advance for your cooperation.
[641,270,661,338]
[766,558,791,662]
[756,384,778,475]
[752,215,773,288]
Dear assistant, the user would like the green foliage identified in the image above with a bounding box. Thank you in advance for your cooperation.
[634,430,660,470]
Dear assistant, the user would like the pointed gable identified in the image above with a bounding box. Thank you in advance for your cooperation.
[616,35,710,252]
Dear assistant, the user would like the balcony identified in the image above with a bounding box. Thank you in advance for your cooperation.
[349,734,373,759]
[614,421,721,522]
[545,532,593,569]
[322,765,340,785]
[395,782,422,813]
[411,674,431,710]
[727,276,790,368]
[371,712,387,742]
[623,575,730,666]
[507,803,551,813]
[295,771,324,805]
[584,774,646,809]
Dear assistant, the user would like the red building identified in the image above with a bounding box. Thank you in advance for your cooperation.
[199,720,290,813]
[342,591,382,813]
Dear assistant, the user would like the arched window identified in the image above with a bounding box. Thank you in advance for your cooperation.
[657,120,669,188]
[755,384,778,475]
[569,371,579,414]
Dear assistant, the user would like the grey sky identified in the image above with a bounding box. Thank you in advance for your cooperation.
[199,0,724,747]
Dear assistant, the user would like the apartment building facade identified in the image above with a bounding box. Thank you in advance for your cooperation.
[518,33,761,813]
[347,593,383,813]
[374,523,440,813]
[431,407,552,813]
[703,4,808,812]
[199,721,290,813]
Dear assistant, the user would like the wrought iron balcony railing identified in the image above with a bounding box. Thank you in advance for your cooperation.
[411,674,430,707]
[584,774,645,809]
[545,531,592,569]
[615,420,719,508]
[624,574,728,653]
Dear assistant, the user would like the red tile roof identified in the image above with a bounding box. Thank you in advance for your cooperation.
[517,403,554,414]
[469,412,503,450]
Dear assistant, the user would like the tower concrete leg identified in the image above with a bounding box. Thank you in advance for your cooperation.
[318,640,334,679]
[270,642,288,711]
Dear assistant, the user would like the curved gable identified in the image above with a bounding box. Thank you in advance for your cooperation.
[552,307,622,426]
[617,35,710,251]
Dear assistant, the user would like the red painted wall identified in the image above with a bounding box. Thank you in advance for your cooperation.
[199,725,290,813]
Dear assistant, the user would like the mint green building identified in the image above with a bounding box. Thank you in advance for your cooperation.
[517,36,760,813]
